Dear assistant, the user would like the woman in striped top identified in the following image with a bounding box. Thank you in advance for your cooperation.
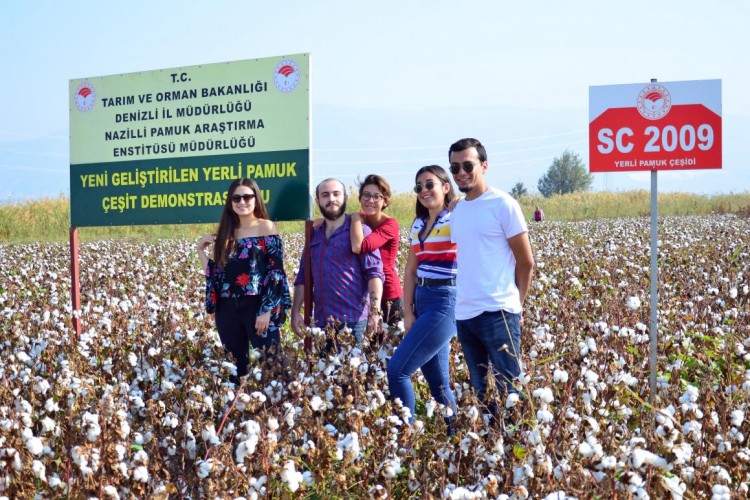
[387,165,458,430]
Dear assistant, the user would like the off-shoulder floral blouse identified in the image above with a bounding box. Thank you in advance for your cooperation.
[205,235,291,332]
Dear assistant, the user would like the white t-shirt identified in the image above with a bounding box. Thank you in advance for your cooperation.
[451,186,528,319]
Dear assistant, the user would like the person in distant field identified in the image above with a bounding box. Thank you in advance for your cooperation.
[348,174,404,326]
[387,165,458,429]
[197,178,291,381]
[290,178,385,346]
[448,138,535,411]
[533,206,544,222]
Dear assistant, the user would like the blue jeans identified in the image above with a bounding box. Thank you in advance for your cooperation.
[457,309,521,401]
[323,320,366,352]
[387,285,457,422]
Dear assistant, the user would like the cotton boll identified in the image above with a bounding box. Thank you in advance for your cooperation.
[25,436,44,456]
[196,458,213,479]
[554,461,570,481]
[506,393,520,408]
[626,296,641,310]
[267,417,279,432]
[236,435,260,463]
[578,441,594,458]
[711,484,730,500]
[309,395,324,412]
[730,410,744,427]
[31,459,46,481]
[537,409,554,423]
[553,369,569,384]
[424,399,437,418]
[632,448,669,470]
[383,457,403,479]
[133,465,149,483]
[201,424,220,445]
[532,387,554,404]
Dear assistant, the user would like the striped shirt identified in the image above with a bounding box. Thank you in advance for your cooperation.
[410,209,457,279]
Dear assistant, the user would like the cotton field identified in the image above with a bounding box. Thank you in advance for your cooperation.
[1,214,749,498]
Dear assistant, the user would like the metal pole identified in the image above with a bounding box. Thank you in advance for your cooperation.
[649,78,659,403]
[649,170,658,402]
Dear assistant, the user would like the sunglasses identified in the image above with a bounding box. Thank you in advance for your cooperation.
[231,193,255,203]
[361,192,385,201]
[413,180,440,194]
[449,162,478,175]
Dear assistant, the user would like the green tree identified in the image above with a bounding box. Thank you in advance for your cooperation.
[510,182,528,199]
[537,150,593,198]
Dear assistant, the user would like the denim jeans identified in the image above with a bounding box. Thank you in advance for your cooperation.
[387,285,457,422]
[323,320,366,352]
[457,309,521,401]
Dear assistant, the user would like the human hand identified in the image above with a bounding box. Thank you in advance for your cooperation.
[196,234,215,252]
[311,217,324,229]
[255,311,271,336]
[447,196,464,211]
[291,311,306,337]
[367,310,383,335]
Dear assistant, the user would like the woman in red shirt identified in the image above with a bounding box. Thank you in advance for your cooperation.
[350,174,404,326]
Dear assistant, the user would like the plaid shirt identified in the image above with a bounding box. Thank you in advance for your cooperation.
[295,214,384,326]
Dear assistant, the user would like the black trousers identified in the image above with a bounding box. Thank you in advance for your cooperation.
[381,296,404,327]
[215,296,280,378]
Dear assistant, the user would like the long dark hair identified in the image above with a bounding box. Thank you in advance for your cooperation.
[214,178,269,267]
[414,165,456,219]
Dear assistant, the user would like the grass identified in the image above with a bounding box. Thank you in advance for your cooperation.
[1,190,749,243]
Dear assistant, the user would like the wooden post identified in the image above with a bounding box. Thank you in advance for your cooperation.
[303,220,313,352]
[70,227,81,338]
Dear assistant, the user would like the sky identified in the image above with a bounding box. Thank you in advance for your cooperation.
[1,0,749,201]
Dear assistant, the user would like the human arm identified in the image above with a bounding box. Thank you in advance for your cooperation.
[291,284,306,337]
[508,232,535,305]
[354,217,399,255]
[358,240,385,331]
[257,235,291,335]
[290,246,308,337]
[401,248,418,332]
[366,277,383,332]
[350,213,365,254]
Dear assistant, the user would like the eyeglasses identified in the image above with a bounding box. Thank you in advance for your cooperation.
[413,180,440,194]
[449,162,478,175]
[231,193,255,203]
[360,192,385,202]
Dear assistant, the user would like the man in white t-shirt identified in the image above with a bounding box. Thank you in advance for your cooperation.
[449,138,535,412]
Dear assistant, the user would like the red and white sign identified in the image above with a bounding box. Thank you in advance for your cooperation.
[589,79,721,172]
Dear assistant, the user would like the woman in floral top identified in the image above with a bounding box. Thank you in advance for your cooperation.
[197,178,291,379]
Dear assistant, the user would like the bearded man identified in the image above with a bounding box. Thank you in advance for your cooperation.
[291,178,384,344]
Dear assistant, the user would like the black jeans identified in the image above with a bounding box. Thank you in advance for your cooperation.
[381,296,404,327]
[215,296,280,378]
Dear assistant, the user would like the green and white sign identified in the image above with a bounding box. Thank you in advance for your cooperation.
[70,54,310,226]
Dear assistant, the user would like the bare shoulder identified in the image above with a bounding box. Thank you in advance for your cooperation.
[256,219,279,236]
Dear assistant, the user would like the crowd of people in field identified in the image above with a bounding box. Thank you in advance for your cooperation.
[196,138,535,431]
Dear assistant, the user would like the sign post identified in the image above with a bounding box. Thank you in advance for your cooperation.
[69,54,312,336]
[589,78,722,402]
